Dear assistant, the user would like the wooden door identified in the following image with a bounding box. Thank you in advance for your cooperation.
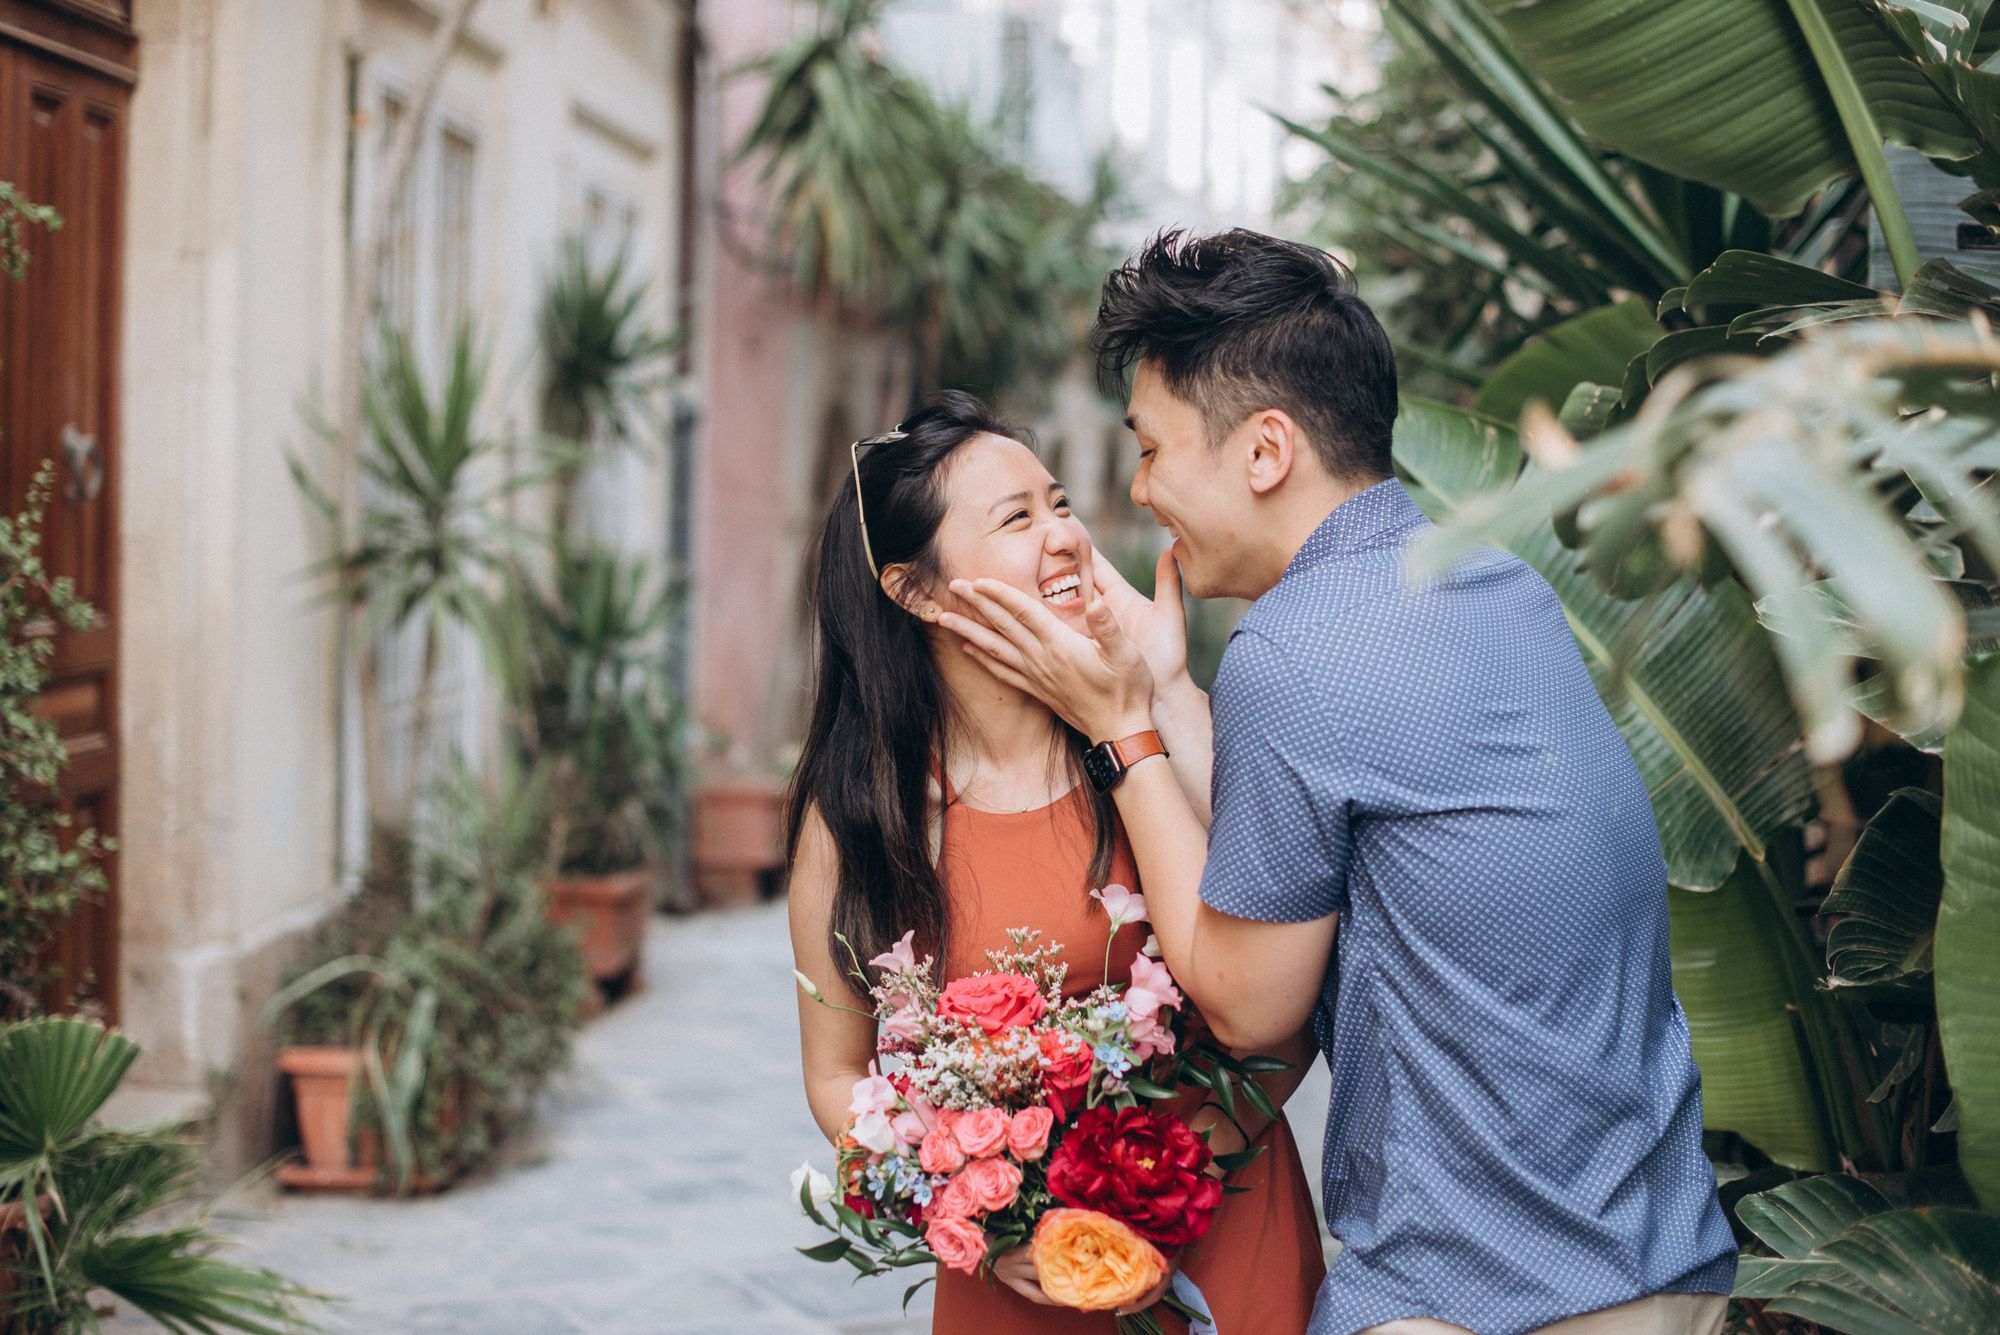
[0,0,133,1019]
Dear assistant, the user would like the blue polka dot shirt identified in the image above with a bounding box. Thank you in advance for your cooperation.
[1199,479,1736,1335]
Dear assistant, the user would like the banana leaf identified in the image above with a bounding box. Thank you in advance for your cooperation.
[1478,0,1980,216]
[1939,654,2000,1209]
[1732,1173,2000,1332]
[1473,301,1664,425]
[1671,860,1835,1170]
[1822,787,1945,988]
[1394,399,1816,892]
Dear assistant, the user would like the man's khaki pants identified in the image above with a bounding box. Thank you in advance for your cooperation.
[1358,1291,1728,1335]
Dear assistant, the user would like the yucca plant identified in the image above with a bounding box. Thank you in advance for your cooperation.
[0,1017,325,1333]
[291,323,541,829]
[537,237,679,549]
[498,549,682,878]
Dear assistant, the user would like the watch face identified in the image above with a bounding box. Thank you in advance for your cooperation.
[1084,743,1120,793]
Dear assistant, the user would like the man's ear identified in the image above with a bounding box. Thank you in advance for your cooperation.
[1244,409,1301,497]
[881,563,938,621]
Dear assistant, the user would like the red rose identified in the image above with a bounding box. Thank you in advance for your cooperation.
[938,973,1047,1035]
[1039,1030,1093,1123]
[842,1191,877,1220]
[1044,1105,1222,1249]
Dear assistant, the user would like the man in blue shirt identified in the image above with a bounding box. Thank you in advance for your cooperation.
[938,229,1735,1334]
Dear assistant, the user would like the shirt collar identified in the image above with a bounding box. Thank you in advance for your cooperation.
[1279,477,1424,582]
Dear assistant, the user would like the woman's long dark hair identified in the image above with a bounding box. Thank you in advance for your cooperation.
[786,391,1116,984]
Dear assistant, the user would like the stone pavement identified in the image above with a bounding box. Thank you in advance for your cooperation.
[100,902,1329,1335]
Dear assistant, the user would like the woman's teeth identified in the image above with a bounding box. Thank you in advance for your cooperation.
[1041,574,1082,606]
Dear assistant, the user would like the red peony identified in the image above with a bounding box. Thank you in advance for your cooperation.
[1044,1105,1222,1249]
[938,973,1048,1035]
[1039,1030,1093,1122]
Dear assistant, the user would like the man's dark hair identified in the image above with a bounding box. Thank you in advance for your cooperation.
[1094,227,1398,482]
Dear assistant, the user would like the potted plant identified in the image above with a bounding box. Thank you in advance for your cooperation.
[498,548,683,1001]
[0,1015,325,1333]
[260,760,586,1194]
[693,770,790,909]
[537,234,679,551]
[1,464,114,1023]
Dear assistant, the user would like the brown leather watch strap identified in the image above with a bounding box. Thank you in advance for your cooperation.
[1109,730,1168,769]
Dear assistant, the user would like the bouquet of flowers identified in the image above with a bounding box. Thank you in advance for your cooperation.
[790,886,1288,1333]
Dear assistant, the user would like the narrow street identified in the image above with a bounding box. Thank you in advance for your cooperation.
[103,903,1329,1335]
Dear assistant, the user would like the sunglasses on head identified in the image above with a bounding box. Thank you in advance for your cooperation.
[849,429,908,582]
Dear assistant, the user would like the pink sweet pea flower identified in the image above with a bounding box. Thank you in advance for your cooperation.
[1091,883,1148,929]
[1127,1009,1178,1062]
[1125,954,1183,1021]
[848,1063,900,1120]
[879,1002,924,1049]
[892,1111,929,1148]
[870,930,918,975]
[850,1110,896,1155]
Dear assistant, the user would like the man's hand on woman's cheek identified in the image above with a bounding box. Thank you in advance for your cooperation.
[936,577,1155,739]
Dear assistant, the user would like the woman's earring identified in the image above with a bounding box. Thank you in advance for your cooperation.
[920,606,940,623]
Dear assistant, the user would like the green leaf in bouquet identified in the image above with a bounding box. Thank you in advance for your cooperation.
[798,1176,832,1229]
[797,1238,853,1263]
[881,1247,935,1267]
[902,1276,935,1313]
[1237,1054,1296,1074]
[1212,1145,1270,1174]
[1179,1064,1217,1093]
[832,1199,871,1235]
[1124,1075,1177,1100]
[841,1247,879,1275]
[1241,1079,1278,1122]
[1210,1069,1238,1119]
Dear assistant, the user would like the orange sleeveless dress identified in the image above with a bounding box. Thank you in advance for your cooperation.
[930,776,1325,1335]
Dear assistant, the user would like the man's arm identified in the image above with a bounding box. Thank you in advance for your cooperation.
[1091,549,1213,824]
[935,578,1338,1049]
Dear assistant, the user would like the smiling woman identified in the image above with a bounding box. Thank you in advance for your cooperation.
[783,389,1326,1331]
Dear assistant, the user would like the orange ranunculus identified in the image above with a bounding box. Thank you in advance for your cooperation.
[1030,1208,1169,1312]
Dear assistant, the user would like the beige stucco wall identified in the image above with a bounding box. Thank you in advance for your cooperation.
[116,0,685,1168]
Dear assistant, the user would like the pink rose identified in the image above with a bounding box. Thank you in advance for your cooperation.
[1007,1107,1055,1161]
[954,1107,1010,1159]
[920,1126,967,1175]
[929,1173,977,1221]
[938,973,1047,1035]
[958,1156,1023,1214]
[926,1216,987,1275]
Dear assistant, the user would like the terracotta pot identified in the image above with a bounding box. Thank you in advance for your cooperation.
[693,780,788,907]
[274,1047,446,1192]
[544,868,650,987]
[274,1046,381,1191]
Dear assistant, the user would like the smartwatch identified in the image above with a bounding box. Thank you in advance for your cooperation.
[1083,730,1168,794]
